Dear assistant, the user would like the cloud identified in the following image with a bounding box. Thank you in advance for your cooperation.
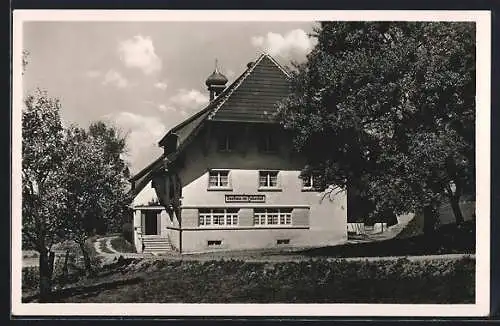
[154,81,168,90]
[85,70,101,78]
[251,29,317,63]
[169,88,209,109]
[144,89,209,117]
[102,69,129,88]
[157,104,175,112]
[118,35,162,75]
[104,112,166,173]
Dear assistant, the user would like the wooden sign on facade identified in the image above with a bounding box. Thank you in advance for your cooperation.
[225,194,266,203]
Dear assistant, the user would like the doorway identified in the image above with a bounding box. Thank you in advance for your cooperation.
[144,211,159,235]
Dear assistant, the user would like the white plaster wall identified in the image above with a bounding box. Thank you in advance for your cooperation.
[132,181,158,206]
[181,169,346,233]
[172,127,347,251]
[133,210,143,253]
[181,228,345,253]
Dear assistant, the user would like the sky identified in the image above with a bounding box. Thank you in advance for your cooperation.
[23,21,318,174]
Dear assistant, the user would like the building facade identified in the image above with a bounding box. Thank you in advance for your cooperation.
[130,54,347,254]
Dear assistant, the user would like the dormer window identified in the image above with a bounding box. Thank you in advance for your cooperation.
[258,133,278,153]
[217,134,233,152]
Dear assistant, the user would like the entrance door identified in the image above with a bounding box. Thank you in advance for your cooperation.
[144,211,159,235]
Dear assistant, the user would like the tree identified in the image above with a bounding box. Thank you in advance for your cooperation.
[88,121,131,232]
[61,123,130,275]
[277,22,475,231]
[22,88,67,301]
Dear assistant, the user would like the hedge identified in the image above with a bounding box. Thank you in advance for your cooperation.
[52,256,475,304]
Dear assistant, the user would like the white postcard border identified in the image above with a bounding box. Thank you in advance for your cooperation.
[11,10,491,317]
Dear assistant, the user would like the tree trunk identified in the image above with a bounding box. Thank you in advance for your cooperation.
[423,205,438,235]
[78,241,94,277]
[450,195,465,225]
[38,249,52,302]
[48,251,55,278]
[62,249,70,283]
[387,211,398,227]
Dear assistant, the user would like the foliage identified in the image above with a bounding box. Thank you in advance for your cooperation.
[59,123,130,275]
[111,236,136,253]
[22,242,102,292]
[277,22,475,225]
[22,46,131,298]
[62,124,130,242]
[41,257,474,304]
[122,223,134,244]
[22,88,69,300]
[88,121,132,233]
[22,89,67,251]
[22,86,130,292]
[301,219,475,258]
[22,267,39,290]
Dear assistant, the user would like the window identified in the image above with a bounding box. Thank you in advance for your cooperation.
[199,208,239,227]
[258,133,278,152]
[277,239,290,245]
[302,174,314,189]
[253,208,292,226]
[217,134,233,152]
[207,240,222,246]
[208,170,230,188]
[302,173,321,191]
[259,171,279,188]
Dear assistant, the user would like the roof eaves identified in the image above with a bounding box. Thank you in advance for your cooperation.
[158,103,214,146]
[129,154,166,182]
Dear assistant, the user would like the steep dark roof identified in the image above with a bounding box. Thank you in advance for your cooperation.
[208,54,291,123]
[157,58,256,148]
[130,54,290,191]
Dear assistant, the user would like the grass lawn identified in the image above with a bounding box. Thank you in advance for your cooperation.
[22,256,474,304]
[110,237,136,253]
[293,219,475,258]
[297,200,476,259]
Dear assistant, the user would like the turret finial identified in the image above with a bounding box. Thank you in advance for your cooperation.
[205,58,228,101]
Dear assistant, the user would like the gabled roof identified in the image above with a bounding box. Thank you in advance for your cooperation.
[130,53,291,192]
[208,54,291,123]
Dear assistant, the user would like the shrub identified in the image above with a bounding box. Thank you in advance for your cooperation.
[22,267,39,290]
[81,240,103,270]
[58,256,474,304]
[122,223,133,243]
[52,251,84,286]
[110,236,136,253]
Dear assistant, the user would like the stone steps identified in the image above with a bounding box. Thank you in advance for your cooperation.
[142,236,173,254]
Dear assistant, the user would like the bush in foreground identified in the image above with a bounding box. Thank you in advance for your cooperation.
[122,223,133,244]
[110,236,136,253]
[22,241,102,293]
[49,256,475,304]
